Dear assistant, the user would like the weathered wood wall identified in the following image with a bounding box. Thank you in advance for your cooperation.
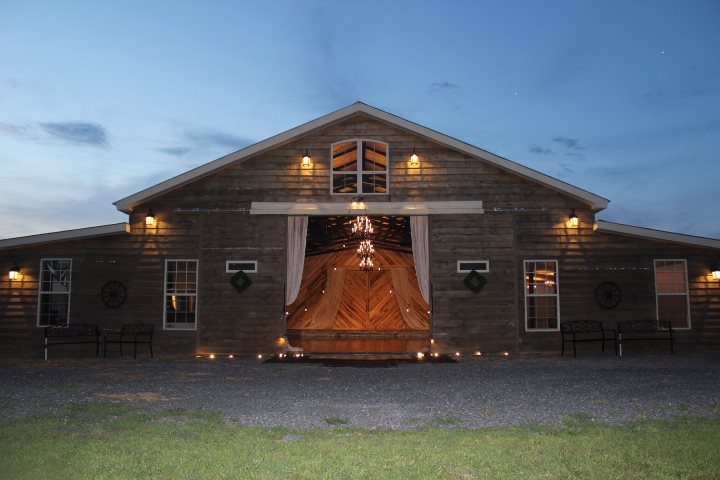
[2,113,719,356]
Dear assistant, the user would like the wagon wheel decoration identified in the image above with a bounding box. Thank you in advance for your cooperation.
[101,281,128,308]
[595,281,622,309]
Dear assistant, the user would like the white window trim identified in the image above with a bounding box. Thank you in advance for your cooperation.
[523,259,560,332]
[654,259,691,330]
[457,260,490,273]
[226,260,258,273]
[36,258,73,327]
[330,138,389,195]
[163,259,199,331]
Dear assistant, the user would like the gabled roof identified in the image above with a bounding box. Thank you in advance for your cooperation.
[596,220,720,250]
[0,223,129,250]
[113,102,610,213]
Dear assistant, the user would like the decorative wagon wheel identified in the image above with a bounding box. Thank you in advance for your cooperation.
[595,281,622,309]
[101,281,128,308]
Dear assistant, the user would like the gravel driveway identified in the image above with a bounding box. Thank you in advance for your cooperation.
[1,354,718,429]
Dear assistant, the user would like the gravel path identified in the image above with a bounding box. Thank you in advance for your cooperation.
[1,354,718,429]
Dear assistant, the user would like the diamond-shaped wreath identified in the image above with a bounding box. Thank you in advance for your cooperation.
[463,270,487,294]
[230,270,252,294]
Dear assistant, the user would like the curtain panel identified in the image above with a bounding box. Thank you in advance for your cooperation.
[410,215,431,304]
[285,216,308,306]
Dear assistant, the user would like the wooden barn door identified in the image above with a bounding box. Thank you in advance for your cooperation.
[333,270,411,330]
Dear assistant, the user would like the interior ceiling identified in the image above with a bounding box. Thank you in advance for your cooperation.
[306,216,411,256]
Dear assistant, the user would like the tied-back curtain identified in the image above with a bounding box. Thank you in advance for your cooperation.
[308,268,346,329]
[285,216,308,306]
[410,215,430,304]
[390,268,428,330]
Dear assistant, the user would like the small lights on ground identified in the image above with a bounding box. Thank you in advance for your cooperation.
[416,352,425,359]
[209,354,216,359]
[227,354,234,359]
[257,354,263,359]
[455,352,461,357]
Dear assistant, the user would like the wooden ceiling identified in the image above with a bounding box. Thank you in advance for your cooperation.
[306,216,412,256]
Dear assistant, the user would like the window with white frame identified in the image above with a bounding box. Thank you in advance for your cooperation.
[331,139,388,194]
[524,260,560,331]
[457,260,490,273]
[226,260,257,273]
[654,259,691,329]
[164,259,198,330]
[37,258,72,326]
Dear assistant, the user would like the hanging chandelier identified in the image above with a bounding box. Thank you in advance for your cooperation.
[349,198,375,270]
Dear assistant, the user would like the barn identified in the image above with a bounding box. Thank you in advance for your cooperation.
[1,102,719,358]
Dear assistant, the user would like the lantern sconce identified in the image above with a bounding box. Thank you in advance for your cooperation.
[711,265,720,280]
[145,207,156,227]
[9,262,20,281]
[302,149,311,168]
[569,208,579,227]
[409,147,419,167]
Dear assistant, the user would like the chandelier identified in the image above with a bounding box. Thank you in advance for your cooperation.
[349,198,375,270]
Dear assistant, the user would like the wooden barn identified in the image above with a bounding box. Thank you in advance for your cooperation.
[1,102,719,358]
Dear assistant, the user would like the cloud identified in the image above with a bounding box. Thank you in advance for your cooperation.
[529,145,555,155]
[39,122,108,147]
[0,121,33,137]
[551,137,585,150]
[430,81,460,90]
[157,146,191,156]
[184,130,253,151]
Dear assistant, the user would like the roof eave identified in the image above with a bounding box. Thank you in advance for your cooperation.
[596,220,720,250]
[0,223,130,251]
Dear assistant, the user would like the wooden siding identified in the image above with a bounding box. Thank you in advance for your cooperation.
[2,113,719,355]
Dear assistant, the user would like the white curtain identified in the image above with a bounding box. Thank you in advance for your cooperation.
[410,215,430,304]
[390,268,428,330]
[307,268,346,329]
[285,216,308,306]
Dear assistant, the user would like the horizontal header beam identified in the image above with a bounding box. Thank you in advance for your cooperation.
[250,201,484,216]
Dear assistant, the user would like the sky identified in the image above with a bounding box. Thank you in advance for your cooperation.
[1,0,719,239]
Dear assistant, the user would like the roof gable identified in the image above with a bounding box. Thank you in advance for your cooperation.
[113,102,609,213]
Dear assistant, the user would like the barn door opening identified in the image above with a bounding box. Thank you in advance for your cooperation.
[286,216,430,353]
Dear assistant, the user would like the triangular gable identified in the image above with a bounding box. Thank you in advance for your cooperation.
[113,102,610,213]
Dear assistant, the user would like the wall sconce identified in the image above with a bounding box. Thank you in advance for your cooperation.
[569,208,579,227]
[712,266,720,280]
[302,149,311,168]
[9,262,20,281]
[145,207,156,227]
[409,147,419,167]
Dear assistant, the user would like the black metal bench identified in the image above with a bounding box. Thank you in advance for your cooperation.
[44,324,100,360]
[560,320,617,357]
[617,320,674,356]
[104,323,154,359]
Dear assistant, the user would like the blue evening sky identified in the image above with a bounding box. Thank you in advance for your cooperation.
[1,0,719,239]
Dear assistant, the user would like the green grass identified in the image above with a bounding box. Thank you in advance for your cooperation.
[1,403,718,479]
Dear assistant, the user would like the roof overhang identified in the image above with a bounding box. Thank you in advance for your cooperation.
[596,220,720,250]
[113,102,609,213]
[0,223,130,251]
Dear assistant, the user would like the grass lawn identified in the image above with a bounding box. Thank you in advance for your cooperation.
[1,404,718,479]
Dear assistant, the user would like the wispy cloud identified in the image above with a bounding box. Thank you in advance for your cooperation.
[431,81,460,91]
[184,130,253,151]
[0,121,33,137]
[157,146,191,156]
[551,137,585,150]
[39,122,108,147]
[529,145,555,155]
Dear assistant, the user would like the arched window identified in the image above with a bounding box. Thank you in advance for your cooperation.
[331,139,388,194]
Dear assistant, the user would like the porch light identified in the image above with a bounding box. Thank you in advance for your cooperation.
[302,149,311,167]
[712,267,720,280]
[8,262,19,281]
[569,208,579,227]
[410,147,419,166]
[145,208,156,227]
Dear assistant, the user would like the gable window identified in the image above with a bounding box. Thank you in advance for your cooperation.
[331,139,388,194]
[524,260,560,331]
[654,259,691,329]
[164,259,198,330]
[37,258,72,326]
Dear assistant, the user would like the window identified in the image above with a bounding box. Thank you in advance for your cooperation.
[457,260,490,273]
[331,139,388,194]
[654,259,691,329]
[37,258,72,326]
[524,260,560,331]
[226,260,257,273]
[164,259,198,330]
